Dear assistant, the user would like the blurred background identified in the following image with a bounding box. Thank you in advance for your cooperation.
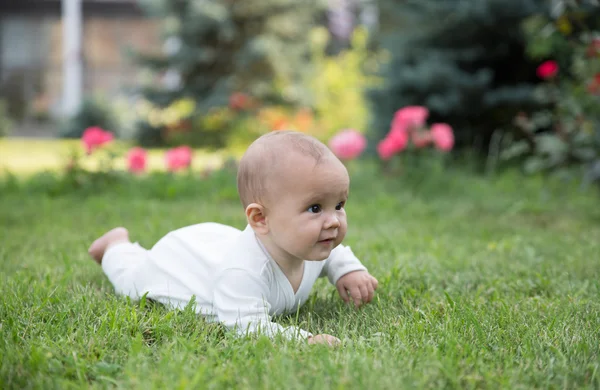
[0,0,599,184]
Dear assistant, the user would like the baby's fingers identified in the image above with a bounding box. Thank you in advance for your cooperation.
[359,285,370,305]
[349,287,362,308]
[366,283,374,303]
[371,276,379,290]
[337,283,350,303]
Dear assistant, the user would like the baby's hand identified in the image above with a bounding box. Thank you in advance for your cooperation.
[307,334,341,346]
[336,270,378,308]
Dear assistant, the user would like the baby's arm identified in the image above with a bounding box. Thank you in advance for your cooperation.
[214,268,338,344]
[321,244,378,307]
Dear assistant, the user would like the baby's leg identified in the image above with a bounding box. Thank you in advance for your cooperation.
[89,227,149,300]
[88,227,130,264]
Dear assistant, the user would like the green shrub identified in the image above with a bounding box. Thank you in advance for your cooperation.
[308,27,384,141]
[134,27,382,150]
[59,97,119,139]
[369,0,548,154]
[133,98,234,149]
[501,1,600,187]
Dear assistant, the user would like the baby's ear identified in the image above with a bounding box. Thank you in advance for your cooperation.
[245,203,268,234]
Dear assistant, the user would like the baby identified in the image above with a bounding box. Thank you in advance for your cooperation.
[89,130,378,346]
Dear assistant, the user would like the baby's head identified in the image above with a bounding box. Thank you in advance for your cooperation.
[237,130,350,261]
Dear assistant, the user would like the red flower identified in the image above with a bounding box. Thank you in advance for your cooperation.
[536,60,559,79]
[392,106,429,130]
[328,129,367,161]
[430,123,454,152]
[165,146,193,171]
[377,137,397,160]
[377,127,409,160]
[126,147,148,174]
[81,126,114,154]
[229,92,250,111]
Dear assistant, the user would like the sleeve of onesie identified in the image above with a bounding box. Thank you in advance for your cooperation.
[320,243,368,285]
[213,268,313,340]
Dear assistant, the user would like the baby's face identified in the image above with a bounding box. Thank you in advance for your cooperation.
[264,154,349,262]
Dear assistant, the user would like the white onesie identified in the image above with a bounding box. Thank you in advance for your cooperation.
[101,223,367,339]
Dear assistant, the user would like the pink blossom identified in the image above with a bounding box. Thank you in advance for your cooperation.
[430,123,454,151]
[377,128,409,160]
[377,138,397,160]
[127,147,148,174]
[328,129,367,160]
[165,145,193,171]
[392,106,429,130]
[536,60,559,79]
[387,126,409,152]
[411,130,433,149]
[81,126,114,154]
[389,119,407,136]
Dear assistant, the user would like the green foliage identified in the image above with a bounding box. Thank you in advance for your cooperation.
[130,0,326,148]
[59,97,119,139]
[132,0,324,109]
[2,166,600,388]
[0,99,13,137]
[227,26,385,148]
[134,98,241,149]
[134,119,166,147]
[132,26,381,149]
[501,2,600,186]
[369,0,548,154]
[308,27,384,140]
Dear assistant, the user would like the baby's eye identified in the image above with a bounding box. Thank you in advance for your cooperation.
[335,202,345,211]
[307,204,322,213]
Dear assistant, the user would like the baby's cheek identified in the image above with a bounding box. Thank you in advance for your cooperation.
[337,223,348,243]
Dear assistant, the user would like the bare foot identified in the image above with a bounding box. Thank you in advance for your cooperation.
[88,227,130,264]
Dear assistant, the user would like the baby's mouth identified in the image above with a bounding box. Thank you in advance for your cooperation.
[318,238,335,244]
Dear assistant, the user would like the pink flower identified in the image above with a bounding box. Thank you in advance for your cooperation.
[536,60,559,79]
[328,129,367,160]
[411,131,433,149]
[389,119,408,136]
[126,147,147,174]
[387,127,409,152]
[377,128,409,160]
[392,106,429,130]
[377,138,397,160]
[165,145,193,171]
[430,123,454,151]
[81,126,114,154]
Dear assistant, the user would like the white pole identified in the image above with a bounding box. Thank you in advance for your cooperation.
[62,0,83,117]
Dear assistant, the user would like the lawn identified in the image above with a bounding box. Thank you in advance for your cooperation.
[1,164,599,389]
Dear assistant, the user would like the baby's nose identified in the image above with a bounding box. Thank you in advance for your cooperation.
[325,213,340,228]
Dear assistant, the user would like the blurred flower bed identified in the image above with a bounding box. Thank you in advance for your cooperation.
[5,2,599,194]
[127,27,384,154]
[0,23,459,196]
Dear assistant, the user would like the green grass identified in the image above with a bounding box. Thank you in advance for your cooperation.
[1,164,600,389]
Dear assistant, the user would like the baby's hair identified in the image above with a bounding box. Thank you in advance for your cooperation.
[236,130,333,208]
